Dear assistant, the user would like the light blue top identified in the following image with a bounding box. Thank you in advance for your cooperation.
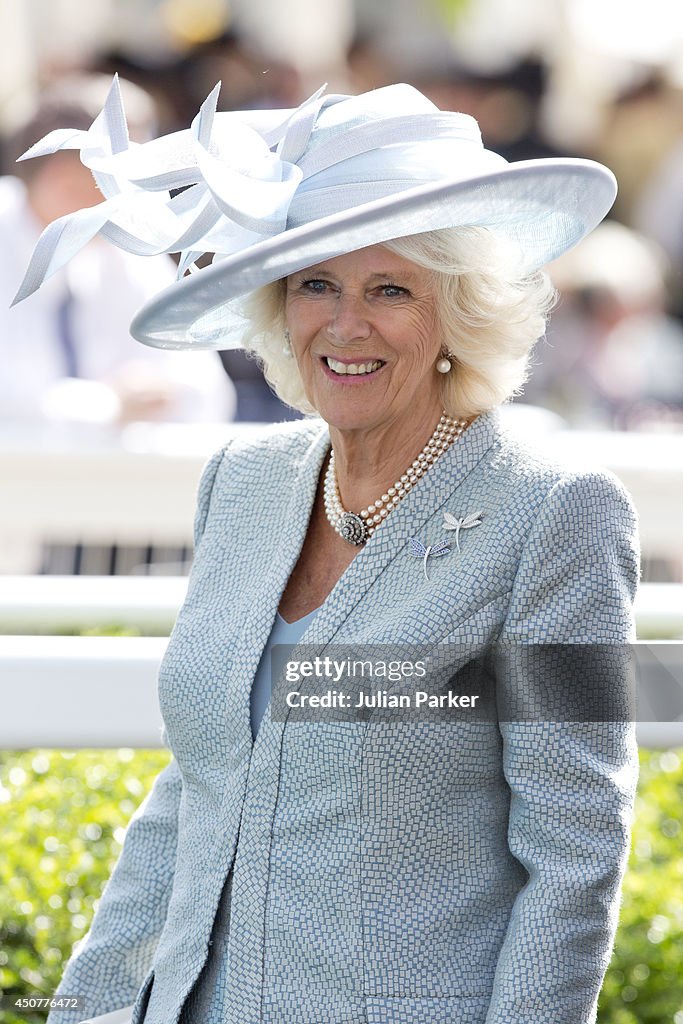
[250,607,320,741]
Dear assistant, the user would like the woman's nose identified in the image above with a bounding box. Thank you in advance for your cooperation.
[325,293,371,343]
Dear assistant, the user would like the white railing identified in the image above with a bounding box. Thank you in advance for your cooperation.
[0,577,681,748]
[0,635,679,748]
[0,421,255,572]
[1,416,682,571]
[1,576,681,636]
[0,574,189,633]
[0,634,167,747]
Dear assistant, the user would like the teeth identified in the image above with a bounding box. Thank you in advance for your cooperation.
[326,357,383,376]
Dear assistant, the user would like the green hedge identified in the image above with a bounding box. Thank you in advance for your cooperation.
[599,748,683,1023]
[1,748,682,1024]
[0,750,171,1024]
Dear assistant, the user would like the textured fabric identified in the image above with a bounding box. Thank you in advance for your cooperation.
[47,408,640,1024]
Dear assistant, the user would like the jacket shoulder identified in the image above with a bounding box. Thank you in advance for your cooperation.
[203,416,327,492]
[483,418,636,514]
[225,416,325,459]
[192,418,327,547]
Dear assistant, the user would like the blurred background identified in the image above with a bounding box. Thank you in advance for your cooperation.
[0,2,682,1023]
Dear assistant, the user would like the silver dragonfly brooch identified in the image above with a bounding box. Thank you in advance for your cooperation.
[410,537,450,581]
[442,510,483,552]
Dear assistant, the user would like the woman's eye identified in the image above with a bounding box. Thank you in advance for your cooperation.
[301,279,329,294]
[379,284,408,298]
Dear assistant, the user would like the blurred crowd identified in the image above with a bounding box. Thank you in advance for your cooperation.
[2,18,683,433]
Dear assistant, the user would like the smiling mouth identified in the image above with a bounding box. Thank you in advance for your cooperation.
[323,356,385,376]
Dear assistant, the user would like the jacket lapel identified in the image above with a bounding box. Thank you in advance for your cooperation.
[239,409,501,752]
[229,421,329,735]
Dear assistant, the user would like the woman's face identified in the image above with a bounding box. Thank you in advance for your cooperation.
[284,244,443,433]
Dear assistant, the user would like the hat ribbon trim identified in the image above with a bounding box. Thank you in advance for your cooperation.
[12,77,486,303]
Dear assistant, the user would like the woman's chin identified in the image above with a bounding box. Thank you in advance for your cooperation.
[307,387,385,433]
[318,406,384,433]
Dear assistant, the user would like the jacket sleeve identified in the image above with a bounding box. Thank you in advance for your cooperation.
[47,446,226,1023]
[485,470,641,1024]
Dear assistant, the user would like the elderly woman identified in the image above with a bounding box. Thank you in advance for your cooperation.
[19,81,639,1024]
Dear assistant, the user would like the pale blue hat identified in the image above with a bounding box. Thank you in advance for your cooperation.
[14,76,617,351]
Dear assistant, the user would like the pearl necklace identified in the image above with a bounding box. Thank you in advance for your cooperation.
[324,413,468,546]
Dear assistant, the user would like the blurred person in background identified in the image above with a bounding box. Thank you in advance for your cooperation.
[218,345,303,421]
[93,28,305,135]
[412,57,567,164]
[634,131,683,321]
[523,221,683,430]
[0,73,235,428]
[346,32,401,94]
[596,74,683,228]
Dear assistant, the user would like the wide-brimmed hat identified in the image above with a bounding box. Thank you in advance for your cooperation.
[15,76,616,351]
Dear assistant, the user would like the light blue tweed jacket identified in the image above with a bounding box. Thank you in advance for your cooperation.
[48,409,640,1024]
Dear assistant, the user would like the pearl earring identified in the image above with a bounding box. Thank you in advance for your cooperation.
[436,352,452,374]
[283,328,293,358]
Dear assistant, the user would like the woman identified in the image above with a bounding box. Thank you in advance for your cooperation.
[19,80,639,1024]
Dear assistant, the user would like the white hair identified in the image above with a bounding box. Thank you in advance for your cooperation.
[240,226,557,419]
